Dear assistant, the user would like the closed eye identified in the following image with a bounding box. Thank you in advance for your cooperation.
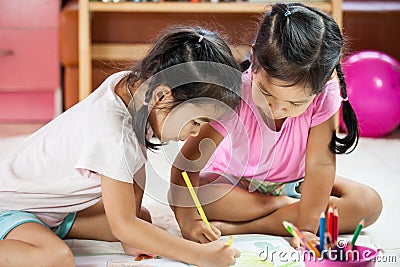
[290,102,304,108]
[261,91,272,97]
[192,120,201,127]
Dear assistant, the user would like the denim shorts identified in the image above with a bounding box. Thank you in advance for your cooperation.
[0,210,76,240]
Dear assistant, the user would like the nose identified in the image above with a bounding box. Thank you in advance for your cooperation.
[189,126,201,137]
[268,99,286,113]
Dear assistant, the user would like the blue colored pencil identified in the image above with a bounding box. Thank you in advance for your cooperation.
[319,212,325,255]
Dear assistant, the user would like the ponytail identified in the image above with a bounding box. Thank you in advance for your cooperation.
[329,63,359,154]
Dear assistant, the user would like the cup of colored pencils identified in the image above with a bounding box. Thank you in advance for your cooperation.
[283,207,379,266]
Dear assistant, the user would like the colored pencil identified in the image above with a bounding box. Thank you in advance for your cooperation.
[319,212,325,254]
[306,240,322,258]
[283,221,321,258]
[226,236,233,247]
[327,206,334,244]
[351,218,365,248]
[332,207,339,245]
[282,221,305,247]
[181,171,211,229]
[282,220,321,257]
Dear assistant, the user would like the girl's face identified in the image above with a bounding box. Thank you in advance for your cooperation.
[252,68,316,120]
[149,102,220,142]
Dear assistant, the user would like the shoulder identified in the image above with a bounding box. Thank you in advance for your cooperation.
[309,78,342,127]
[103,71,131,85]
[311,78,341,115]
[317,78,340,100]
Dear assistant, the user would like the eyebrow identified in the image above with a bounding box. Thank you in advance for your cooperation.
[256,82,311,104]
[198,117,212,123]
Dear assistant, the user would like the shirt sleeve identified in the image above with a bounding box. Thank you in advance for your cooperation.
[311,78,342,127]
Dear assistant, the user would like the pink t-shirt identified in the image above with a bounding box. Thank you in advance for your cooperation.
[202,71,342,183]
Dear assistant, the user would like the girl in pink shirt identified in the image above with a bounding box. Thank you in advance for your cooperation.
[170,3,382,248]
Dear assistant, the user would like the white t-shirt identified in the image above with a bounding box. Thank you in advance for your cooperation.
[0,71,146,227]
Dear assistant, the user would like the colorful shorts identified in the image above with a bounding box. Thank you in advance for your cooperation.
[0,210,76,240]
[220,173,303,199]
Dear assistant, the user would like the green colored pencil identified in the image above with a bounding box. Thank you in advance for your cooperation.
[282,220,294,236]
[351,218,365,248]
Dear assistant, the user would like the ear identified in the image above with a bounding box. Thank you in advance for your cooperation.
[152,85,172,105]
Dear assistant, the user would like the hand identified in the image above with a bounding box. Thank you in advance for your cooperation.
[180,218,221,243]
[290,231,319,249]
[196,240,241,267]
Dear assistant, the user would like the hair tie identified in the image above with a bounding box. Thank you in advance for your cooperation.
[342,97,348,102]
[284,10,291,17]
[198,35,204,43]
[143,101,149,106]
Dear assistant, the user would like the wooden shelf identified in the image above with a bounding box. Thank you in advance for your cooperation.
[92,43,150,61]
[89,2,332,14]
[79,1,342,100]
[92,43,250,62]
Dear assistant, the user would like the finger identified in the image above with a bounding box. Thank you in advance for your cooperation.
[198,234,210,244]
[230,258,237,266]
[203,227,219,241]
[232,248,241,258]
[210,223,222,237]
[290,237,301,249]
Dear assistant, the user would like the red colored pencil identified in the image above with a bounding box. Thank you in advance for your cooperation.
[332,207,339,245]
[327,206,334,245]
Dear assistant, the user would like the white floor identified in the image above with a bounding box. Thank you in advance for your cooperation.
[1,134,399,266]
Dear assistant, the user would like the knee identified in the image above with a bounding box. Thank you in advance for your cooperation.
[355,186,383,226]
[40,243,75,267]
[366,187,383,225]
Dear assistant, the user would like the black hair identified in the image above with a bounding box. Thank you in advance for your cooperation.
[252,3,359,154]
[128,26,242,150]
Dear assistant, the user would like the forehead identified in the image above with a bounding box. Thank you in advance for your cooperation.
[167,102,227,121]
[253,69,313,98]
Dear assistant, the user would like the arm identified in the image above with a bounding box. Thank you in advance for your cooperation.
[296,112,338,239]
[170,123,224,243]
[132,165,150,221]
[101,173,239,267]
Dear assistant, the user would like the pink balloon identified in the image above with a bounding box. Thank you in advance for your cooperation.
[340,50,400,137]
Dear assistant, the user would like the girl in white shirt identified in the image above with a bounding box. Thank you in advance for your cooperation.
[0,26,242,267]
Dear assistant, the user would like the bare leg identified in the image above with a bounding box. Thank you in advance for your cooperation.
[0,222,75,267]
[202,176,382,236]
[197,173,298,222]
